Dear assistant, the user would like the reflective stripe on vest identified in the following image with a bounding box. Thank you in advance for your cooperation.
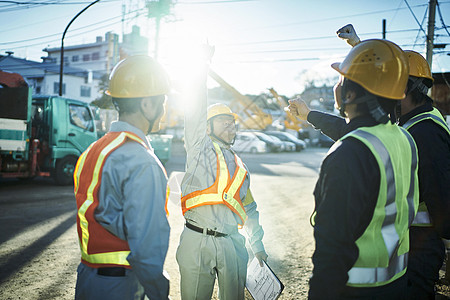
[75,131,149,267]
[344,124,418,287]
[403,108,449,227]
[181,141,248,225]
[411,202,432,226]
[403,107,450,135]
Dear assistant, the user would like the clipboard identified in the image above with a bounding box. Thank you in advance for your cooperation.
[245,257,284,300]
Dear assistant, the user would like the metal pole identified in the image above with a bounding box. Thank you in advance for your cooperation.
[382,19,386,39]
[426,0,436,68]
[59,0,100,96]
[154,16,161,60]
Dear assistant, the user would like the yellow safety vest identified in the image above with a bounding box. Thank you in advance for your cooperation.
[181,141,248,226]
[74,131,151,268]
[403,107,450,227]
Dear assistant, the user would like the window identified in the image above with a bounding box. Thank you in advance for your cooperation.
[92,52,100,60]
[82,54,90,61]
[53,82,66,95]
[72,55,79,62]
[69,104,94,132]
[63,56,69,64]
[80,86,91,97]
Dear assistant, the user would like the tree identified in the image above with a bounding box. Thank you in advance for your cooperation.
[90,74,114,109]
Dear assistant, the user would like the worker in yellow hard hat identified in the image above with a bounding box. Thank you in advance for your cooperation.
[74,55,171,300]
[176,45,267,300]
[399,49,450,300]
[291,24,450,300]
[289,37,419,299]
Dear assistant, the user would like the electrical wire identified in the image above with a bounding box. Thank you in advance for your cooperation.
[403,0,428,36]
[0,6,146,48]
[437,0,450,37]
[412,6,428,48]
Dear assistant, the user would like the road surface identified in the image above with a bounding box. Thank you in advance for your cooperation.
[0,142,328,299]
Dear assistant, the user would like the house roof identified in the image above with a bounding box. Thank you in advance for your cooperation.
[0,55,103,79]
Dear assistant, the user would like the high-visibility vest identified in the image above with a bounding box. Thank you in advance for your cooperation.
[340,123,419,287]
[74,131,154,268]
[181,141,248,226]
[403,108,450,227]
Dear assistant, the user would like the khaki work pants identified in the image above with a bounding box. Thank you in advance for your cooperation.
[176,227,248,300]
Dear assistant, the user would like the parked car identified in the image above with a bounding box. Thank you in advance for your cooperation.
[268,135,295,152]
[233,132,268,153]
[317,133,335,148]
[251,131,283,152]
[265,131,306,151]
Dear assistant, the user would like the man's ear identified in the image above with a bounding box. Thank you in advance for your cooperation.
[206,120,212,135]
[345,90,357,104]
[140,98,148,114]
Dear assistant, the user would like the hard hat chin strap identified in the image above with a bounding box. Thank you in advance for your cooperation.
[142,103,164,135]
[365,96,390,124]
[341,84,389,124]
[208,121,236,146]
[408,77,429,96]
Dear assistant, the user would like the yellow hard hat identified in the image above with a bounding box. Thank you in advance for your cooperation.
[331,39,409,100]
[404,50,434,84]
[106,55,170,98]
[207,103,237,121]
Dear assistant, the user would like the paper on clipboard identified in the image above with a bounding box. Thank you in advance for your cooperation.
[245,257,284,300]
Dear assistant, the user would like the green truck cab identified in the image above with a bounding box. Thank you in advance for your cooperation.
[0,83,97,185]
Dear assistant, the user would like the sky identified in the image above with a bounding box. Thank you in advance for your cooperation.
[1,0,450,98]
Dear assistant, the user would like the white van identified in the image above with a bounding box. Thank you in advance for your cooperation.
[233,132,268,153]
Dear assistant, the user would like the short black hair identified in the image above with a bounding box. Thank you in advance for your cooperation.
[342,79,397,123]
[407,78,433,106]
[112,97,143,114]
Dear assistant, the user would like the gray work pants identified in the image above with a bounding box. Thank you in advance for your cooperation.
[75,263,145,300]
[176,227,248,300]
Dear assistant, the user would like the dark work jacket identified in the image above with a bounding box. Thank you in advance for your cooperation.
[308,105,450,237]
[398,103,450,238]
[306,106,450,299]
[309,116,396,299]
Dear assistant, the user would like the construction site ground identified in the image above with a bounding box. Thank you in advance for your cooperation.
[1,140,449,299]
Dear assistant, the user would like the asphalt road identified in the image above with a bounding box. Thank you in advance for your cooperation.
[0,142,327,299]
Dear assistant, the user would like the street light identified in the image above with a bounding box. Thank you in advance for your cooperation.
[59,0,100,96]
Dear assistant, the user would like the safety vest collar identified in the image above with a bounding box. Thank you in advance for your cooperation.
[403,108,450,135]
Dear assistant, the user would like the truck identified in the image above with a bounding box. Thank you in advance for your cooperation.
[91,107,173,165]
[0,70,97,185]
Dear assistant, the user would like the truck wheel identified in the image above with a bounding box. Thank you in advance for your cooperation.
[54,156,77,185]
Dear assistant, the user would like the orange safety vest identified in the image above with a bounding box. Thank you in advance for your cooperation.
[74,131,159,268]
[181,141,248,226]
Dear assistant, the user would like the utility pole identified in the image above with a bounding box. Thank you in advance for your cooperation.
[426,0,437,68]
[147,0,172,61]
[382,19,386,40]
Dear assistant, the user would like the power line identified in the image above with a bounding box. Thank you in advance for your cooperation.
[437,0,450,37]
[0,0,120,13]
[177,0,255,4]
[235,3,428,32]
[412,5,428,48]
[403,0,427,37]
[220,28,421,47]
[0,6,146,46]
[0,0,98,5]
